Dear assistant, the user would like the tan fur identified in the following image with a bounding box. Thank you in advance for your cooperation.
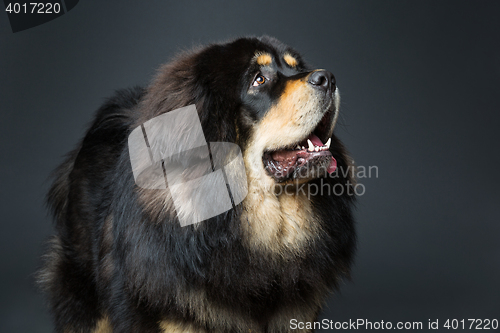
[278,190,317,245]
[92,317,113,333]
[255,53,273,66]
[283,53,298,67]
[241,74,335,252]
[241,181,321,253]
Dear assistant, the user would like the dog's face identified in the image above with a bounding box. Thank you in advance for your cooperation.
[230,38,340,187]
[139,36,343,198]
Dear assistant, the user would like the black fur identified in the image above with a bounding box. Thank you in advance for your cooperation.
[39,36,356,333]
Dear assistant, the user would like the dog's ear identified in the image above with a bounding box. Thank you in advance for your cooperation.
[137,46,239,144]
[137,50,200,122]
[195,89,238,144]
[191,44,245,144]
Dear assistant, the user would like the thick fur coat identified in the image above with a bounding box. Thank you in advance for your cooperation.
[38,36,356,333]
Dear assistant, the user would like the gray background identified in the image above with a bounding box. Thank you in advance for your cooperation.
[1,1,499,332]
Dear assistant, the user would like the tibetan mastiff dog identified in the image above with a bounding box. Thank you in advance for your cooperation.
[38,36,356,333]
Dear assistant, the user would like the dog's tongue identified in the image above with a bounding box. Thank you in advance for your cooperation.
[271,134,337,173]
[308,133,324,147]
[327,155,337,174]
[271,149,298,162]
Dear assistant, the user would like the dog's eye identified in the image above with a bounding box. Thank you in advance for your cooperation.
[252,75,267,87]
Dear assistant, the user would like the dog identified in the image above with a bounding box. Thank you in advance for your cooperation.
[38,36,356,333]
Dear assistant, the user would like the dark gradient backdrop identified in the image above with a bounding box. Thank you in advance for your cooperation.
[1,1,499,332]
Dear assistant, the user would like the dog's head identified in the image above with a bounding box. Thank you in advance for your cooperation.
[138,36,343,192]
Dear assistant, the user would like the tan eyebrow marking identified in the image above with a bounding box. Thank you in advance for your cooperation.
[255,53,273,66]
[284,53,298,67]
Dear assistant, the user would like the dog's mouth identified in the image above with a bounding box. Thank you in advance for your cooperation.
[262,111,337,183]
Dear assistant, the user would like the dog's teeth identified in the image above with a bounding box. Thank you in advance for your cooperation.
[315,146,319,151]
[325,138,331,149]
[296,145,301,150]
[307,139,314,151]
[302,146,305,150]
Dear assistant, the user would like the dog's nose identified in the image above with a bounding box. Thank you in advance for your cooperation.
[308,70,336,92]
